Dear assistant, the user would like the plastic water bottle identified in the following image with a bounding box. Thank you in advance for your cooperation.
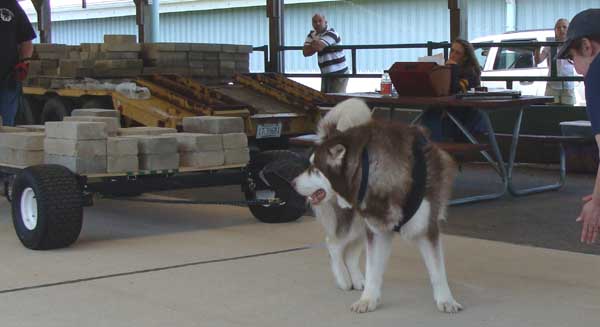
[380,71,392,96]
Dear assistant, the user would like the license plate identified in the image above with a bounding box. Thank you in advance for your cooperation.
[256,123,282,139]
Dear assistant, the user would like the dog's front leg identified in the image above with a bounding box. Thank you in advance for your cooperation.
[326,236,353,290]
[344,237,365,290]
[416,236,463,313]
[350,229,393,313]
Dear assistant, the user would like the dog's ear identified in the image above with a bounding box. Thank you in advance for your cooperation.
[327,143,346,167]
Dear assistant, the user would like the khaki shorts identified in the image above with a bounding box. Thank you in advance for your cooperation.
[321,68,349,93]
[545,84,576,105]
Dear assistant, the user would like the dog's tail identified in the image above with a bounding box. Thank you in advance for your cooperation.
[317,98,372,141]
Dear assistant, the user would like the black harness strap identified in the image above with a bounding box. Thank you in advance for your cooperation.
[355,134,429,232]
[394,134,429,232]
[357,148,369,204]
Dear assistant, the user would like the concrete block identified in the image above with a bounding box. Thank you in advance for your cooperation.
[162,133,223,152]
[218,53,236,61]
[0,148,44,166]
[0,126,28,133]
[107,137,138,156]
[222,133,248,149]
[44,138,107,157]
[237,45,253,53]
[125,135,178,154]
[28,60,42,76]
[80,43,101,53]
[142,67,190,75]
[190,44,221,52]
[16,125,45,132]
[45,121,107,140]
[118,127,177,136]
[103,52,140,60]
[93,59,143,70]
[180,151,225,168]
[58,59,82,77]
[101,43,141,52]
[45,154,107,174]
[183,116,244,134]
[221,44,238,53]
[107,155,139,173]
[224,148,250,165]
[139,153,179,170]
[71,109,120,118]
[104,34,137,44]
[63,116,120,136]
[35,44,67,53]
[0,132,45,150]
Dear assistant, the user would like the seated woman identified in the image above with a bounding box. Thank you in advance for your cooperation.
[421,38,484,142]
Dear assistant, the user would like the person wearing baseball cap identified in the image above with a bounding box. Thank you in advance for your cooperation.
[557,8,600,245]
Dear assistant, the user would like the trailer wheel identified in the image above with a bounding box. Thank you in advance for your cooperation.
[11,165,84,250]
[16,96,41,125]
[42,97,72,123]
[81,96,114,109]
[244,150,308,223]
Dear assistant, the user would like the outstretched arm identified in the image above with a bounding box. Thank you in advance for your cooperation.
[577,134,600,244]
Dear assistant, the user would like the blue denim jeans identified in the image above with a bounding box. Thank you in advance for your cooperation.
[0,82,20,126]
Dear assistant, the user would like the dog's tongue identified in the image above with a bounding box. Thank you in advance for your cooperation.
[310,189,326,205]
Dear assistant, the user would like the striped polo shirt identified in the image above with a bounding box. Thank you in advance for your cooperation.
[304,27,347,74]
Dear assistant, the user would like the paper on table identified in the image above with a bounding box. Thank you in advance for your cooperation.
[418,53,445,65]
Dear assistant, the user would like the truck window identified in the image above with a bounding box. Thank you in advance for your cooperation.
[493,40,536,70]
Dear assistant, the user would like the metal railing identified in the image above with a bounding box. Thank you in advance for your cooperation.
[253,41,584,89]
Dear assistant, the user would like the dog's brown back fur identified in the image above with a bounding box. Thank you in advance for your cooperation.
[314,120,457,235]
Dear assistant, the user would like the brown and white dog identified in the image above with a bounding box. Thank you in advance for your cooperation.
[292,99,462,313]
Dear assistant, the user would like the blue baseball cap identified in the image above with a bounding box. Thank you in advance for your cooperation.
[557,9,600,59]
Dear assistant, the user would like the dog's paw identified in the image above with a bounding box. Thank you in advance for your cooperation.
[350,297,379,313]
[436,298,463,313]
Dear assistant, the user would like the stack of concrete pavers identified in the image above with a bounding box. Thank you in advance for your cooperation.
[182,116,249,166]
[141,43,252,78]
[44,121,108,174]
[124,135,179,171]
[0,126,28,133]
[0,133,45,166]
[93,35,143,78]
[118,127,177,136]
[163,133,224,168]
[107,137,139,173]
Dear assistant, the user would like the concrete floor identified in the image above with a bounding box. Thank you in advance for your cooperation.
[0,165,599,326]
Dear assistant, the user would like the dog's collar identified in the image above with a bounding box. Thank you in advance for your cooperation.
[357,147,369,204]
[394,134,428,232]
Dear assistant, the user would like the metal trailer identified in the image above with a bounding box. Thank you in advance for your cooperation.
[0,148,309,251]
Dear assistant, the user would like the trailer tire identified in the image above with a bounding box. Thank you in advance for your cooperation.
[11,165,83,250]
[42,97,72,122]
[16,96,41,125]
[81,96,114,109]
[244,150,307,223]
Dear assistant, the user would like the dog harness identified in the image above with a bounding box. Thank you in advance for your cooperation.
[356,134,429,232]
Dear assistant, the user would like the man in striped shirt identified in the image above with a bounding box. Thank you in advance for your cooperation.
[303,13,348,93]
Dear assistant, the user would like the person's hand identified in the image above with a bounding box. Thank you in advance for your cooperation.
[576,197,600,244]
[582,194,593,203]
[445,59,458,65]
[13,61,30,82]
[311,39,326,52]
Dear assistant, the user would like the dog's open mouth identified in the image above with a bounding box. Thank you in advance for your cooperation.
[308,189,326,205]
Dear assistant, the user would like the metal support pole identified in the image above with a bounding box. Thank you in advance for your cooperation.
[505,0,517,32]
[150,0,160,42]
[448,0,468,41]
[32,0,52,43]
[266,0,285,73]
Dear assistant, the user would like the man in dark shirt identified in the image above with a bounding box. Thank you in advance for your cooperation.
[0,0,37,126]
[557,9,600,244]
